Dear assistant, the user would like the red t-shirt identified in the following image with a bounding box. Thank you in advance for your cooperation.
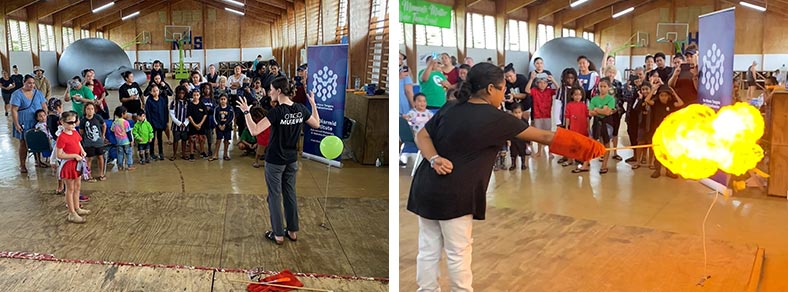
[443,67,459,85]
[56,130,83,155]
[530,87,555,119]
[91,79,107,107]
[256,128,271,147]
[565,101,589,136]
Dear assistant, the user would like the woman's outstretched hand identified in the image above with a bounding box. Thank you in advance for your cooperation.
[236,96,250,112]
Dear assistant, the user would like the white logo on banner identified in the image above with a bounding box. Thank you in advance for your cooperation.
[702,43,725,96]
[312,66,339,102]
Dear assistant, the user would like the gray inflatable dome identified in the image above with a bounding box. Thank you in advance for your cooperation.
[58,38,147,89]
[531,37,605,79]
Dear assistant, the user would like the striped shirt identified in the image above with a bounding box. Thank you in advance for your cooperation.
[170,99,189,132]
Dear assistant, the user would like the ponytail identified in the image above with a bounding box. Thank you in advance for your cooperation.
[456,80,473,103]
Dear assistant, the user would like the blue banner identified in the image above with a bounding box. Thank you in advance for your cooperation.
[698,8,735,110]
[303,44,348,166]
[698,8,735,192]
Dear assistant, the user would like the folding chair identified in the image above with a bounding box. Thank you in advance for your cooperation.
[341,117,357,161]
[399,117,422,176]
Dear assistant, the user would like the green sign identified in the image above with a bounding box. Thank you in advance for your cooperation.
[400,0,452,29]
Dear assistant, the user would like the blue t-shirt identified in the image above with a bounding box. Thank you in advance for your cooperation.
[399,76,414,115]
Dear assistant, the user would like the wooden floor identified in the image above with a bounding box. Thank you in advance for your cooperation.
[0,258,388,291]
[0,190,387,279]
[399,205,763,291]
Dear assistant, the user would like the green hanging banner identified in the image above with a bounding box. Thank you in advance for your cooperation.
[400,0,452,29]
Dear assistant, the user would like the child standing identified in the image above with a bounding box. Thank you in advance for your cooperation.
[169,86,190,160]
[56,111,91,223]
[524,74,557,157]
[33,109,51,168]
[565,87,592,172]
[626,83,651,169]
[646,85,684,178]
[200,83,217,159]
[507,103,529,170]
[213,94,235,160]
[588,78,616,174]
[144,85,169,160]
[111,106,135,171]
[132,110,154,164]
[402,93,433,133]
[79,103,107,181]
[186,89,208,161]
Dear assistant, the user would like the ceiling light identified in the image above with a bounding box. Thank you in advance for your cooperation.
[121,11,140,21]
[92,2,115,13]
[739,1,766,11]
[570,0,588,8]
[612,7,634,18]
[225,7,245,16]
[224,0,245,7]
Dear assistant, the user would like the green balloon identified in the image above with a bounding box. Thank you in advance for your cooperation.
[320,135,343,159]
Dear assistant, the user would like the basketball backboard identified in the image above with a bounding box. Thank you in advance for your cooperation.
[164,25,191,43]
[636,31,649,47]
[656,23,689,44]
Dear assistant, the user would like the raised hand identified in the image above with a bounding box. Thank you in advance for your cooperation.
[236,96,250,113]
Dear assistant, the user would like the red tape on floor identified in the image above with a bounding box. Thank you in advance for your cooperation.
[0,251,389,283]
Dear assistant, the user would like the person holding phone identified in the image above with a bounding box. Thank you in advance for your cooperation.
[668,44,700,107]
[418,55,449,109]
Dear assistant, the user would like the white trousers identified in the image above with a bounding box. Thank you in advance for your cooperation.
[416,215,474,292]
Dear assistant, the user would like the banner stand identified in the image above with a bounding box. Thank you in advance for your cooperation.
[302,152,342,168]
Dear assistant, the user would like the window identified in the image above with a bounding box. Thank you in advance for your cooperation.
[96,31,104,39]
[562,28,576,37]
[63,27,76,48]
[81,29,90,39]
[467,13,495,49]
[38,24,56,51]
[400,23,405,44]
[336,0,348,41]
[367,0,389,88]
[507,19,528,52]
[7,19,31,51]
[583,31,595,43]
[536,24,554,49]
[413,11,455,47]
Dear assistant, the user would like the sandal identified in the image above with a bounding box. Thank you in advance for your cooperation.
[649,165,657,170]
[20,167,28,174]
[285,230,297,241]
[252,162,261,168]
[208,157,216,161]
[612,155,623,161]
[561,161,574,167]
[97,175,107,181]
[599,168,609,174]
[264,231,284,245]
[223,156,231,161]
[631,164,641,169]
[169,156,176,161]
[571,168,589,173]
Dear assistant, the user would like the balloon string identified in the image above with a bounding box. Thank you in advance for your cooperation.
[605,144,654,151]
[700,191,719,282]
[322,164,331,225]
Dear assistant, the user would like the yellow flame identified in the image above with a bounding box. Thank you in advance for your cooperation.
[652,103,764,180]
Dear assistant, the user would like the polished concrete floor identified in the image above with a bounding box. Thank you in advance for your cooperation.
[399,148,788,291]
[0,85,389,289]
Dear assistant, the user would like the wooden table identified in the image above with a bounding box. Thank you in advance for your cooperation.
[345,92,388,165]
[768,90,787,197]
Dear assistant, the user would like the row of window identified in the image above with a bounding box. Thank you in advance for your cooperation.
[7,19,105,52]
[402,13,596,52]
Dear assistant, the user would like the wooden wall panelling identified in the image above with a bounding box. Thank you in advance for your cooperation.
[306,0,320,46]
[764,11,788,54]
[495,0,506,65]
[349,0,371,85]
[322,0,338,44]
[53,13,63,57]
[296,0,306,65]
[467,0,494,15]
[212,7,242,49]
[454,0,467,62]
[528,6,539,53]
[734,7,764,54]
[55,2,91,23]
[75,0,143,29]
[26,5,40,66]
[33,0,83,20]
[599,14,633,62]
[4,0,40,15]
[0,8,8,72]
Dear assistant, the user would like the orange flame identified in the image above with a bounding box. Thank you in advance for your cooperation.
[652,103,764,180]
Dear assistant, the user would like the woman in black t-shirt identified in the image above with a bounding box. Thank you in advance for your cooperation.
[118,71,144,117]
[407,63,605,291]
[503,64,529,112]
[237,76,320,245]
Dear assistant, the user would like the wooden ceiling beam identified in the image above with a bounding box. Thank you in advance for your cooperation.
[536,0,570,20]
[33,0,84,19]
[53,1,91,23]
[196,0,276,23]
[73,0,144,28]
[246,1,285,16]
[595,0,666,31]
[3,0,40,15]
[255,0,288,10]
[561,0,621,24]
[574,0,652,30]
[100,0,170,32]
[467,0,484,7]
[506,0,538,14]
[93,0,166,29]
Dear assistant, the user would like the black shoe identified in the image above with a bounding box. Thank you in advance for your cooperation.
[200,152,208,158]
[189,154,195,161]
[284,229,297,241]
[625,157,636,163]
[265,230,284,245]
[557,157,568,164]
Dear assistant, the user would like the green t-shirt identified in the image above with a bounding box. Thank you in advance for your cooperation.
[418,69,447,108]
[69,85,95,117]
[240,129,256,144]
[588,94,616,118]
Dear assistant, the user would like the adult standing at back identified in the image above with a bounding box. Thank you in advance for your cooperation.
[83,68,109,119]
[649,52,672,84]
[503,64,529,114]
[419,56,449,110]
[32,67,51,99]
[10,65,24,95]
[237,76,320,245]
[118,71,144,117]
[439,53,459,87]
[11,74,48,174]
[577,55,600,101]
[262,60,286,91]
[150,60,166,81]
[205,64,220,89]
[746,61,758,101]
[407,63,605,292]
[1,70,15,116]
[528,57,553,88]
[64,76,95,118]
[668,44,700,107]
